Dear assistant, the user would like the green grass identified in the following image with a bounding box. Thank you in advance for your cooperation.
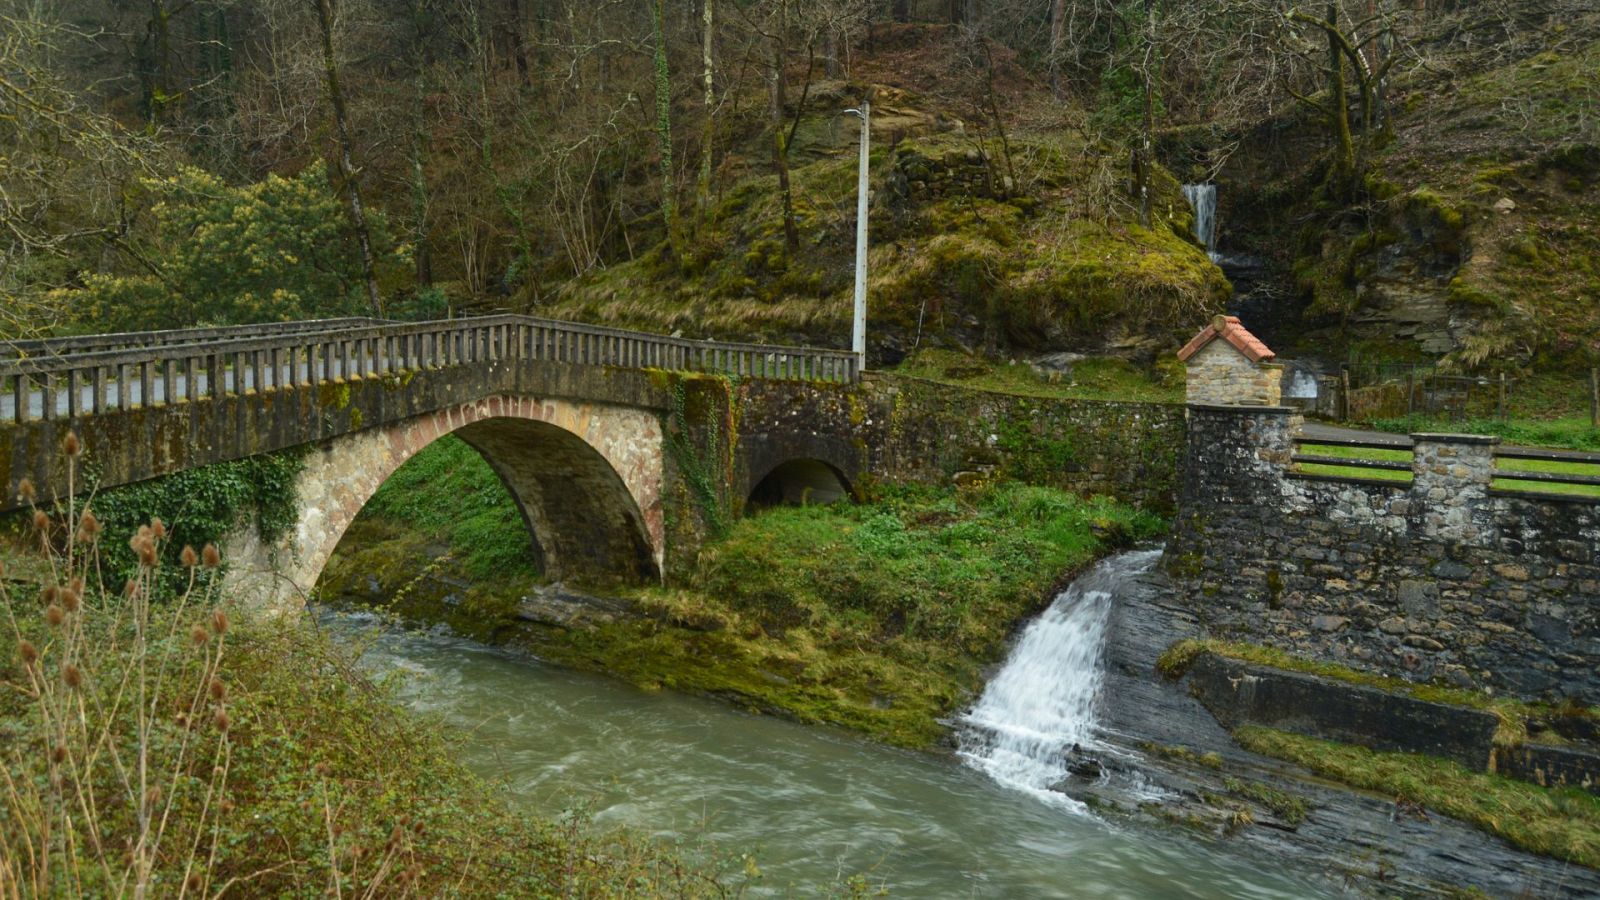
[1367,415,1600,452]
[564,483,1167,748]
[1293,442,1414,483]
[1492,455,1600,498]
[1234,727,1600,869]
[358,434,540,581]
[890,348,1182,403]
[1294,438,1600,497]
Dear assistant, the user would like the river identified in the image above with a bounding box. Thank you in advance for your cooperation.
[318,605,1332,898]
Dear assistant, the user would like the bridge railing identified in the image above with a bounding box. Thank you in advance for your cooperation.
[1,315,859,424]
[0,317,392,361]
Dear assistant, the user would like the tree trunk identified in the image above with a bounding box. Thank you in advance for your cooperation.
[1327,2,1356,197]
[144,0,172,124]
[651,0,677,246]
[892,0,909,22]
[697,0,715,226]
[1138,0,1155,228]
[314,0,384,316]
[1049,0,1066,99]
[410,0,434,289]
[770,3,799,252]
[508,0,531,85]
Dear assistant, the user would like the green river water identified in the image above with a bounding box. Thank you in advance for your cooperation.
[320,609,1333,898]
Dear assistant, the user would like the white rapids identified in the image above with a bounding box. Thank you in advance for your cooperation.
[957,549,1162,805]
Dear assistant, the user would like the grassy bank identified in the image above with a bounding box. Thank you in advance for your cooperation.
[322,442,1165,748]
[1235,727,1600,870]
[554,484,1163,747]
[1,502,725,896]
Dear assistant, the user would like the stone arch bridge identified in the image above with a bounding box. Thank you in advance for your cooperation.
[1,316,870,605]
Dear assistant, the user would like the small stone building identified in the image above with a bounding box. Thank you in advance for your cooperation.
[1178,315,1282,406]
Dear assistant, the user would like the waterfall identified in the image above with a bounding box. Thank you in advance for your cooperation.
[1285,368,1320,400]
[957,549,1162,805]
[1182,183,1222,262]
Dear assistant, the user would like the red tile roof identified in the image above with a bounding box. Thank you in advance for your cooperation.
[1177,315,1276,364]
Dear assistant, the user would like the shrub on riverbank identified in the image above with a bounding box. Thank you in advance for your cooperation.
[0,456,724,896]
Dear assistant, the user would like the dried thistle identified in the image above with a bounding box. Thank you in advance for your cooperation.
[32,510,49,533]
[78,508,100,538]
[17,478,36,504]
[123,579,140,599]
[17,640,37,666]
[190,625,209,646]
[150,517,167,540]
[62,664,83,689]
[62,432,80,458]
[209,677,226,701]
[212,709,230,733]
[60,587,80,613]
[202,543,221,568]
[211,609,229,635]
[52,744,67,764]
[44,605,64,627]
[180,545,198,568]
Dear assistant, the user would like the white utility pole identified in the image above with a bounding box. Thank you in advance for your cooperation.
[845,100,870,372]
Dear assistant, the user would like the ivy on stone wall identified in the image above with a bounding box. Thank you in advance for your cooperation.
[83,449,306,585]
[664,377,734,538]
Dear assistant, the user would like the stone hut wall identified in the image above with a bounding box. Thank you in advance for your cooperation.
[1184,340,1283,406]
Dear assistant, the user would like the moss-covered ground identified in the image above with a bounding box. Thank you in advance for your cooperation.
[321,438,1166,749]
[544,129,1227,357]
[1234,727,1600,870]
[889,347,1182,403]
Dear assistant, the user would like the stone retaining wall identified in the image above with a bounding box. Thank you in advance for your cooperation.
[1167,404,1600,701]
[729,374,1187,515]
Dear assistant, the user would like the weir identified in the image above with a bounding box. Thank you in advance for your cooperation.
[957,549,1163,802]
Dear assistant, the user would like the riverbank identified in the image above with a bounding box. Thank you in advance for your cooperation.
[319,438,1165,748]
[0,524,726,895]
[1082,562,1600,897]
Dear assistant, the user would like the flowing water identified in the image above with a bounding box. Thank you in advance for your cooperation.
[1182,184,1222,262]
[319,554,1331,898]
[957,550,1161,805]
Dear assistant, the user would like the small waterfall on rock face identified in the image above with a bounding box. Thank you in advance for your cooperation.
[1286,368,1319,400]
[1182,183,1222,262]
[957,549,1162,806]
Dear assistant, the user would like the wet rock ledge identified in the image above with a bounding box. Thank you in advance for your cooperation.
[1071,565,1600,898]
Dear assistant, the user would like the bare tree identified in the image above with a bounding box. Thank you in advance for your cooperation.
[313,0,383,314]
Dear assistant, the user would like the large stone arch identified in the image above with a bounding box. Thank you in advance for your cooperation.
[228,395,663,608]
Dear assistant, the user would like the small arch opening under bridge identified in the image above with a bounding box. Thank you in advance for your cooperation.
[745,459,854,512]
